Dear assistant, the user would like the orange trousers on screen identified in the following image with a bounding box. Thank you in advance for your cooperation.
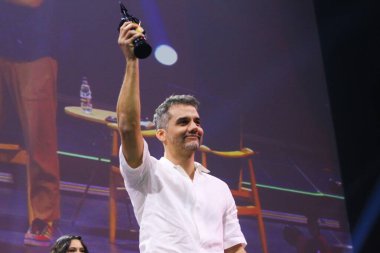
[0,57,60,222]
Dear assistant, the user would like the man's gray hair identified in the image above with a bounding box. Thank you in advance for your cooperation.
[153,95,200,129]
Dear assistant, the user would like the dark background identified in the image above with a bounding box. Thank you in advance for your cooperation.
[313,0,380,252]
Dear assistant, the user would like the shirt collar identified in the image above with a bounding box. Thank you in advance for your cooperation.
[160,157,210,176]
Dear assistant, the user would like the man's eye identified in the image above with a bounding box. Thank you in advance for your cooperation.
[177,119,188,125]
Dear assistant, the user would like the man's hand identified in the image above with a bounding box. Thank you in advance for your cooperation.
[225,244,247,253]
[118,22,146,61]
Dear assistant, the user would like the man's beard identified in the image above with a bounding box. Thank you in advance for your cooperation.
[184,140,200,151]
[182,134,202,151]
[168,133,202,152]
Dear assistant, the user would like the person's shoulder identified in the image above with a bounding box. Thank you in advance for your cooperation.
[202,172,229,187]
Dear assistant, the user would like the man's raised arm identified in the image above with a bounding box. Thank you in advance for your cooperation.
[116,22,145,168]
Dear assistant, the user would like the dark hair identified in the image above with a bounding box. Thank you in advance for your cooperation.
[153,94,200,129]
[50,235,89,253]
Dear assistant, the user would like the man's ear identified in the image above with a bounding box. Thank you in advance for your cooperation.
[156,129,166,142]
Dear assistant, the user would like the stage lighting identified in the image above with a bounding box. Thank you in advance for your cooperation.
[154,44,178,66]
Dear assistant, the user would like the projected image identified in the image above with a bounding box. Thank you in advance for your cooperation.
[0,0,352,252]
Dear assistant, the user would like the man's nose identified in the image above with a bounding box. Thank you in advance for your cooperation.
[188,121,200,133]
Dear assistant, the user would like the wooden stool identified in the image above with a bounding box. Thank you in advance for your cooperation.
[199,145,269,253]
[0,143,33,224]
[64,106,157,243]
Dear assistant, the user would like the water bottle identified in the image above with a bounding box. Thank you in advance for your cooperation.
[80,76,93,113]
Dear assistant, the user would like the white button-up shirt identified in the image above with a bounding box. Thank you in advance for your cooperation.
[119,140,247,253]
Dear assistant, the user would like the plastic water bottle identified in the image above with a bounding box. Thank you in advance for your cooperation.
[80,76,92,113]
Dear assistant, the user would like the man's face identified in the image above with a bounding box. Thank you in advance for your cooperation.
[163,104,204,152]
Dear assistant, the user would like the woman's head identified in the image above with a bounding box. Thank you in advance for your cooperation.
[50,235,89,253]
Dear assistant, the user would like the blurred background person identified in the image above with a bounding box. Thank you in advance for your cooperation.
[0,0,60,246]
[283,214,333,253]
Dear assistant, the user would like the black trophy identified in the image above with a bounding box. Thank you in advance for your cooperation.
[118,1,152,59]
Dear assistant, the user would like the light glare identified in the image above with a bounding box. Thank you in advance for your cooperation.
[154,44,178,66]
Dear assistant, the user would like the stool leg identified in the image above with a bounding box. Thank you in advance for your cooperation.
[109,130,119,243]
[70,167,96,225]
[109,166,118,243]
[258,213,269,253]
[26,163,34,224]
[248,158,269,253]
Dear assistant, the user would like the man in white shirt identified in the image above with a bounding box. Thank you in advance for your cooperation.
[117,21,247,253]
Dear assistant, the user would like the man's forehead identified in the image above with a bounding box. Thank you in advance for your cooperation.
[168,104,199,118]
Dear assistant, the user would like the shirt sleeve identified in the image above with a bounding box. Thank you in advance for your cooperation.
[119,139,152,224]
[119,139,150,188]
[223,186,247,249]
